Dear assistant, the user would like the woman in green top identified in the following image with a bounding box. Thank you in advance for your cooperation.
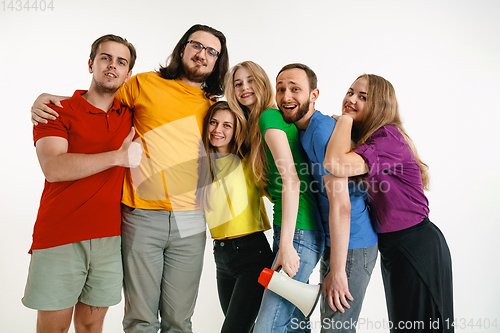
[225,61,324,332]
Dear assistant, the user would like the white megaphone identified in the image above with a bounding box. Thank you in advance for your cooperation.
[258,267,321,319]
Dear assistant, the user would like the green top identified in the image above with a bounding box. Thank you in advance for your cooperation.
[258,108,320,231]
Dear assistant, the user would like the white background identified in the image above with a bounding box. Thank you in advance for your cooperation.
[1,0,499,332]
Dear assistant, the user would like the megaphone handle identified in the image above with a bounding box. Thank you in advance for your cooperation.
[276,265,291,278]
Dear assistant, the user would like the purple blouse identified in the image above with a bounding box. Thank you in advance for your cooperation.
[353,125,429,233]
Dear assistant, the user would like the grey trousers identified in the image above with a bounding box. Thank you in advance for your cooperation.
[320,243,378,333]
[121,205,206,333]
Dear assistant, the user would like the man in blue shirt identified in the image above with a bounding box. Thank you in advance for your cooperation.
[277,63,377,333]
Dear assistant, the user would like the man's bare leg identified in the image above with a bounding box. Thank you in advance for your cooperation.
[73,301,108,333]
[37,307,73,333]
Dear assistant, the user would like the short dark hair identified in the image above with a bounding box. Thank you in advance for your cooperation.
[157,24,229,97]
[89,34,137,71]
[277,63,317,90]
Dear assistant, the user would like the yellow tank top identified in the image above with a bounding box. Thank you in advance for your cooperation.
[203,154,271,239]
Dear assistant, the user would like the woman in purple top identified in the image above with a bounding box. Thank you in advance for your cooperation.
[324,74,453,332]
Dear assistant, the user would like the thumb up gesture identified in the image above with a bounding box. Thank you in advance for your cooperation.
[118,127,143,168]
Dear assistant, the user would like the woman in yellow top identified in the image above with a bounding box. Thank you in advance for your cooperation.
[197,100,273,333]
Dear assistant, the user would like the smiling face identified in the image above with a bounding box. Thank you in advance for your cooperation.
[233,66,257,109]
[89,41,132,94]
[342,77,368,125]
[275,68,317,124]
[208,109,235,154]
[180,30,221,84]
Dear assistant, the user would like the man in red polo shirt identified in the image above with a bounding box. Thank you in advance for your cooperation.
[22,34,142,333]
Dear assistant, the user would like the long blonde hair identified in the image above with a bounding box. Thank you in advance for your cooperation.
[352,74,430,190]
[225,61,276,187]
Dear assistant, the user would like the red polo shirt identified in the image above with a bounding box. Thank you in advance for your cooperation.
[30,90,133,252]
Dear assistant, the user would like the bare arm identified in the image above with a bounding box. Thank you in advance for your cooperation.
[323,115,368,177]
[322,175,353,313]
[36,127,143,182]
[264,128,301,278]
[31,93,70,125]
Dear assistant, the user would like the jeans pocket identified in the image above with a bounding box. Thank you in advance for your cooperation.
[363,244,378,275]
[345,249,354,278]
[293,229,324,254]
[236,242,269,255]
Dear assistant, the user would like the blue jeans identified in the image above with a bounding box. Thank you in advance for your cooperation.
[287,293,312,333]
[254,226,324,333]
[319,244,378,332]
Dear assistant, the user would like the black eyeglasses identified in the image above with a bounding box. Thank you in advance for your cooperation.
[186,40,220,59]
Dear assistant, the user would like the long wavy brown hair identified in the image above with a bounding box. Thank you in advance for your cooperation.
[351,74,430,190]
[157,24,229,97]
[225,61,276,187]
[196,101,247,211]
[201,101,247,159]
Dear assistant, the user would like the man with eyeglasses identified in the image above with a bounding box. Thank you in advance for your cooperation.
[31,24,229,333]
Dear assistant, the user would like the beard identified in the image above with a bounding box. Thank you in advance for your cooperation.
[93,77,120,95]
[181,57,212,83]
[281,100,310,124]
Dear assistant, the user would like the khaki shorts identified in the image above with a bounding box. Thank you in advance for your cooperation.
[22,236,123,311]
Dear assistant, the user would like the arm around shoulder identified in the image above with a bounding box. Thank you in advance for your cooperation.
[324,115,368,177]
[31,93,70,125]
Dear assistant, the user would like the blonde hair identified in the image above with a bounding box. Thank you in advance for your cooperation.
[352,74,430,190]
[196,101,248,210]
[225,61,276,187]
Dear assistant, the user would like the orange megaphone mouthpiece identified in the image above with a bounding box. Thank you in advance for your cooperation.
[258,267,321,319]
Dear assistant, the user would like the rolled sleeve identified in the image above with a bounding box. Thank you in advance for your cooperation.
[353,143,379,178]
[33,108,68,146]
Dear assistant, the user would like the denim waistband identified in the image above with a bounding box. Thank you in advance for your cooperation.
[213,231,267,250]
